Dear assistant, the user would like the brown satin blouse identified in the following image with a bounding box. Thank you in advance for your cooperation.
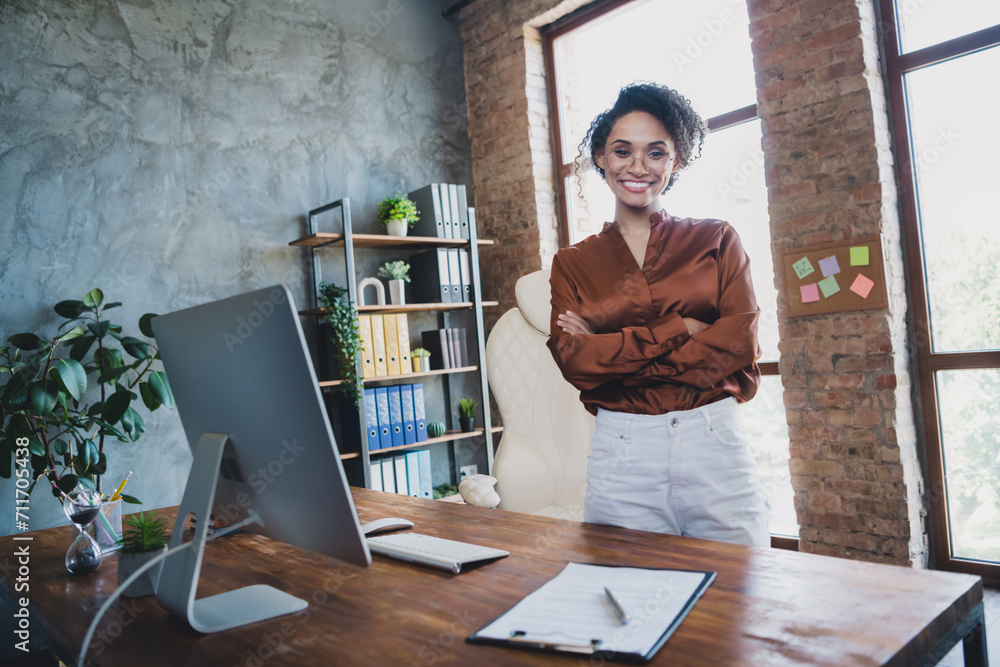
[547,210,761,416]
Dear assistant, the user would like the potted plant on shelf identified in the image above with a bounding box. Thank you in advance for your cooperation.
[378,261,411,306]
[118,510,169,597]
[0,288,175,504]
[411,347,431,373]
[376,192,419,238]
[457,397,479,433]
[318,281,364,409]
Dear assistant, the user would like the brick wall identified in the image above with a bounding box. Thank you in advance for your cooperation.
[457,0,926,566]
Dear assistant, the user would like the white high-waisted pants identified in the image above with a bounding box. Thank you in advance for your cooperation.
[584,397,770,547]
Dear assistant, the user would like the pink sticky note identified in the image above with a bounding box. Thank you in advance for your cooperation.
[818,255,841,277]
[850,273,875,299]
[800,283,820,303]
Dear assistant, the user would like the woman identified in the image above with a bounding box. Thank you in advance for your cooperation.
[547,82,769,547]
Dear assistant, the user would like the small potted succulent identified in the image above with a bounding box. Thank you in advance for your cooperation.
[411,347,431,373]
[378,261,411,305]
[457,397,479,433]
[376,192,419,237]
[118,511,170,597]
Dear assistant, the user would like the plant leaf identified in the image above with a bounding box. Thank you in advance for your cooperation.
[30,379,59,416]
[102,390,131,425]
[97,364,131,385]
[8,333,44,351]
[69,335,96,362]
[58,326,87,343]
[83,288,104,308]
[54,300,88,318]
[119,493,141,505]
[139,381,161,411]
[52,358,88,400]
[26,437,45,457]
[120,336,151,360]
[147,371,175,410]
[57,474,79,495]
[121,406,145,442]
[87,320,111,339]
[93,452,107,475]
[53,439,69,456]
[139,313,158,338]
[103,302,122,310]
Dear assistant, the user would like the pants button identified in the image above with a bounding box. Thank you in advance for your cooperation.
[671,418,679,427]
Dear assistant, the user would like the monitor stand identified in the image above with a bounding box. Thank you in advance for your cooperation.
[156,433,308,633]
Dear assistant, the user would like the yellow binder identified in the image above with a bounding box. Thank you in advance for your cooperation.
[358,315,376,379]
[383,313,401,376]
[371,313,388,377]
[396,313,411,374]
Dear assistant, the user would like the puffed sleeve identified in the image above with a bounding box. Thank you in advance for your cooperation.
[624,223,760,389]
[546,251,691,392]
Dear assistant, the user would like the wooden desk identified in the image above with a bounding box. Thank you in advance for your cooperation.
[0,489,987,666]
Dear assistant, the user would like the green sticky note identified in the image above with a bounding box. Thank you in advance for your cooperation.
[792,256,815,280]
[818,275,840,298]
[850,246,870,266]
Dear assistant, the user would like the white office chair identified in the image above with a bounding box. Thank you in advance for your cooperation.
[462,269,595,520]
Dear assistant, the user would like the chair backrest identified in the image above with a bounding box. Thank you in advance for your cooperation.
[485,269,595,521]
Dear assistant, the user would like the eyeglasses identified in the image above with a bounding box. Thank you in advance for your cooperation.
[603,148,673,174]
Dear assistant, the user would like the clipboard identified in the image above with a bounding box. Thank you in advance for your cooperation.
[467,563,716,663]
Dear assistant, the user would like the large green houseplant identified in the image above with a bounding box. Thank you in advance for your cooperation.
[0,288,175,502]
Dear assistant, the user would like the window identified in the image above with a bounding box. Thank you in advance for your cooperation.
[545,0,797,539]
[881,3,1000,579]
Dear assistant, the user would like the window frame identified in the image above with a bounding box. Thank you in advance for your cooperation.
[878,2,1000,581]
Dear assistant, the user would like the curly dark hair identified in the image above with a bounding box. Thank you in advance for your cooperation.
[578,82,707,194]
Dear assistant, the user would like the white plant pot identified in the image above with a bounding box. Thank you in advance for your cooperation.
[118,546,167,598]
[389,279,406,305]
[386,220,408,237]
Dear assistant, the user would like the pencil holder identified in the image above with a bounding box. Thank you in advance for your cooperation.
[89,499,124,553]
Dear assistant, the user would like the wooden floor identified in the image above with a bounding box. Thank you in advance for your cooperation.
[936,587,1000,667]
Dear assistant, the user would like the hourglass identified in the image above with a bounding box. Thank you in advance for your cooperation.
[63,487,104,575]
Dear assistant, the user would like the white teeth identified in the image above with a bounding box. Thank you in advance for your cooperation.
[621,181,650,188]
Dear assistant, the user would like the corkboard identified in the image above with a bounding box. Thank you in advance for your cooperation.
[779,238,888,317]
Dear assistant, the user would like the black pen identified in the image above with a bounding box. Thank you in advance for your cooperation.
[604,586,630,625]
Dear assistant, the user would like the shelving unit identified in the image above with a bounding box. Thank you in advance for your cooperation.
[290,198,497,491]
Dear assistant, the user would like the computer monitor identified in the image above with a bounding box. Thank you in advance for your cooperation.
[151,284,370,633]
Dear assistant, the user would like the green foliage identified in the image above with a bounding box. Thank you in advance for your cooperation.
[432,483,458,499]
[411,347,431,358]
[0,289,174,503]
[377,261,411,283]
[457,397,479,419]
[375,193,419,228]
[318,282,364,409]
[120,511,169,554]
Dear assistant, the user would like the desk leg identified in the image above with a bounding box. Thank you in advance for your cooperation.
[963,617,988,667]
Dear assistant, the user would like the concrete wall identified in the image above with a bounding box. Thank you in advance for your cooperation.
[0,0,471,534]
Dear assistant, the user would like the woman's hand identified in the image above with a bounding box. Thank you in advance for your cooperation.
[683,318,709,336]
[557,311,594,336]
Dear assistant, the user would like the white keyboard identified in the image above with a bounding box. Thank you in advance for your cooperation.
[366,532,509,574]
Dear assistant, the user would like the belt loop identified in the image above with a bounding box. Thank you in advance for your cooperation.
[622,414,632,440]
[702,405,713,433]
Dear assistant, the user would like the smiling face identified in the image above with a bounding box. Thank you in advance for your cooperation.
[595,111,680,220]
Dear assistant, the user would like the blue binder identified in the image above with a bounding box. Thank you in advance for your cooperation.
[375,387,392,450]
[413,383,427,442]
[401,384,417,446]
[417,449,433,499]
[363,388,379,452]
[405,451,421,498]
[387,385,404,449]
